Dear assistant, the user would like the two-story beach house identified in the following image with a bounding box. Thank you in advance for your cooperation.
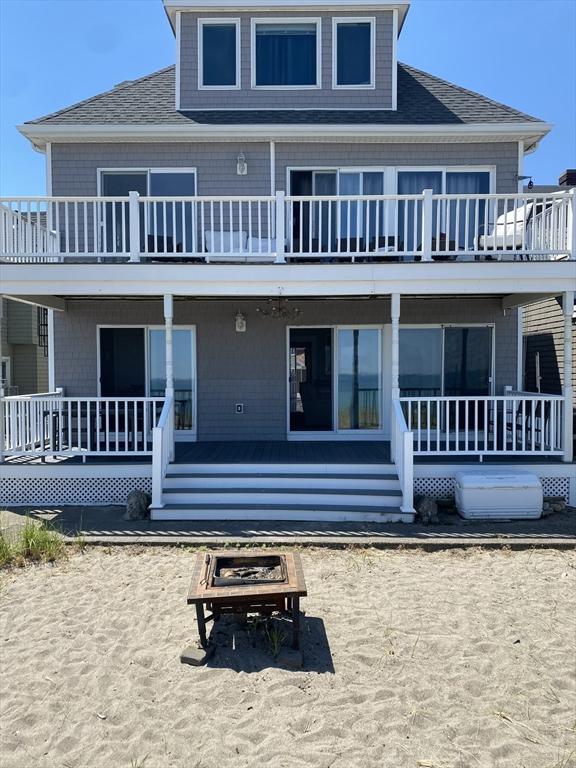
[1,0,575,518]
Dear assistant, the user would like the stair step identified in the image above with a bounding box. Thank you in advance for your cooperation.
[161,490,401,507]
[163,475,399,491]
[168,463,395,475]
[165,472,398,480]
[150,503,412,523]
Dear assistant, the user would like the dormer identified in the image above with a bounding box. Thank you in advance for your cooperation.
[163,0,410,111]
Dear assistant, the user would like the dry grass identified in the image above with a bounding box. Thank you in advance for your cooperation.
[0,516,66,568]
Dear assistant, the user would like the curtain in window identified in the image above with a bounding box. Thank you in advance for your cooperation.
[256,24,317,86]
[337,23,371,85]
[397,172,442,252]
[446,172,490,249]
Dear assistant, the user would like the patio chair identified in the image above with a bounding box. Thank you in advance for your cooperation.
[475,202,534,259]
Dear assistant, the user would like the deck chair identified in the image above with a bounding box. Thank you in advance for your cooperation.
[475,202,534,258]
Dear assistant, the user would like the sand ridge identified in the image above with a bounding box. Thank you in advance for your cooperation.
[0,547,575,768]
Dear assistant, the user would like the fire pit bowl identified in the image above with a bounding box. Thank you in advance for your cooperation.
[187,551,307,650]
[211,554,287,587]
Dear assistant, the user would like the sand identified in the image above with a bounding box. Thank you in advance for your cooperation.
[0,547,575,768]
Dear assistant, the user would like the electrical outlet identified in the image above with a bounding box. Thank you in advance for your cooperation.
[235,403,244,414]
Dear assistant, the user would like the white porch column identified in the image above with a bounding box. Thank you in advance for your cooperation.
[391,293,401,401]
[562,290,574,463]
[163,294,174,397]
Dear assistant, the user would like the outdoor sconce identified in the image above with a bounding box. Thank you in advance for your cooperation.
[235,311,247,333]
[516,174,534,190]
[236,151,248,176]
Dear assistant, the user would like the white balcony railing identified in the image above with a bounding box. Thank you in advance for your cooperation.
[0,189,573,263]
[1,392,165,459]
[391,399,414,513]
[151,394,174,508]
[399,394,565,457]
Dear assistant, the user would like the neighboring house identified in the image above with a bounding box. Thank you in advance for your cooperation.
[0,299,49,396]
[1,0,575,516]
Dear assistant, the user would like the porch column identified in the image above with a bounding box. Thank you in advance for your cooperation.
[391,293,401,401]
[562,290,574,463]
[163,294,174,397]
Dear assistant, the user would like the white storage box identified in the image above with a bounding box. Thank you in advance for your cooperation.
[454,471,543,520]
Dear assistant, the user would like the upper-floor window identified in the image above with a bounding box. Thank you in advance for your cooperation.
[252,19,321,88]
[198,19,240,89]
[333,18,375,89]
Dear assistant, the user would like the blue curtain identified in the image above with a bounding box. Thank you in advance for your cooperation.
[397,171,442,252]
[446,172,490,248]
[256,24,317,86]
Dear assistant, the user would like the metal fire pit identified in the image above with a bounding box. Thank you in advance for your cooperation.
[187,551,307,650]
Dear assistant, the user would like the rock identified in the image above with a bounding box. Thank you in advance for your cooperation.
[276,647,304,669]
[124,489,151,520]
[542,496,567,517]
[180,643,215,666]
[416,496,439,525]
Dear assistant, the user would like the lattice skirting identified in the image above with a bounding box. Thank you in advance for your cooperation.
[414,476,571,502]
[0,476,152,506]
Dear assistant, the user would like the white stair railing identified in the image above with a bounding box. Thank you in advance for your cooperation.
[151,395,174,508]
[391,399,414,514]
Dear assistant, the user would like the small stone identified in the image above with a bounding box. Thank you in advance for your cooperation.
[276,648,304,669]
[416,496,439,525]
[180,643,215,667]
[124,489,151,521]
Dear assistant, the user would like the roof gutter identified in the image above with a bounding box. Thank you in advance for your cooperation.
[18,121,552,152]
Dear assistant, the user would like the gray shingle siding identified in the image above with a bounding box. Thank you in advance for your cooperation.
[53,298,518,441]
[50,140,519,196]
[179,11,394,110]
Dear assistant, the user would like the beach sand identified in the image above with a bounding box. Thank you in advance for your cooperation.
[1,547,574,768]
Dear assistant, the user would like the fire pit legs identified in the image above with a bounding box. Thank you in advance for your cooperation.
[292,597,301,650]
[195,603,208,649]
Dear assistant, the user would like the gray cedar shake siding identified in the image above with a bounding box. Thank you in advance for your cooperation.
[50,141,519,196]
[53,298,518,442]
[179,11,394,110]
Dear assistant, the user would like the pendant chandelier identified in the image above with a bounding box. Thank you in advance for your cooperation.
[256,298,301,320]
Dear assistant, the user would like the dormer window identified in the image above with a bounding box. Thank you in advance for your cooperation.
[252,19,321,89]
[198,19,240,89]
[333,18,375,89]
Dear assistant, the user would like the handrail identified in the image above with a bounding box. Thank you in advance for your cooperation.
[391,399,414,514]
[1,189,573,262]
[151,395,174,508]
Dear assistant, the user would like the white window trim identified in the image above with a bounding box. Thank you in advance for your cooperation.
[197,18,241,91]
[395,166,496,194]
[96,324,197,440]
[332,17,376,90]
[286,324,385,440]
[399,324,496,397]
[286,165,395,196]
[97,168,198,196]
[251,17,322,90]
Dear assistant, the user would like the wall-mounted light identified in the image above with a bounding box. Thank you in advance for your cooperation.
[236,151,248,176]
[516,174,534,190]
[235,311,246,332]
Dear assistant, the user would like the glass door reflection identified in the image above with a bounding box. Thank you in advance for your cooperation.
[148,328,195,433]
[337,328,381,430]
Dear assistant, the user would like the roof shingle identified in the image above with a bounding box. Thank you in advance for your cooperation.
[27,63,544,126]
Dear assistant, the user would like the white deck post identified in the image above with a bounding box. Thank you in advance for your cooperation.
[275,190,286,264]
[163,294,175,460]
[391,293,401,453]
[128,191,141,263]
[562,290,574,462]
[421,189,434,262]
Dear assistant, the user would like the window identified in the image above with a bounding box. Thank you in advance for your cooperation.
[253,19,320,88]
[333,18,374,88]
[199,19,239,89]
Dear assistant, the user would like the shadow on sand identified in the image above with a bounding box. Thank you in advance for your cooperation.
[200,614,335,674]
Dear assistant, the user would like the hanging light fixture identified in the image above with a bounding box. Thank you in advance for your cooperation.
[256,298,301,320]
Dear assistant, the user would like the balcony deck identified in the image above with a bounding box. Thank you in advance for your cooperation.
[1,190,573,265]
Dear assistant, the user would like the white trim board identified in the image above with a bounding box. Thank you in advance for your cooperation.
[197,17,241,90]
[331,17,376,91]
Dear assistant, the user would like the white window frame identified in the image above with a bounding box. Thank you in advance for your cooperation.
[286,324,385,440]
[96,324,197,441]
[395,166,496,194]
[197,18,241,91]
[399,324,496,397]
[251,17,322,90]
[332,17,376,90]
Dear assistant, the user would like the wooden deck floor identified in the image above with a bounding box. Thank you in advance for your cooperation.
[174,441,392,464]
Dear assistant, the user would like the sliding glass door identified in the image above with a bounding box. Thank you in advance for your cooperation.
[148,328,196,433]
[289,326,382,435]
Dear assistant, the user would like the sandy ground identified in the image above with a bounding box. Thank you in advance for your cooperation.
[0,547,575,768]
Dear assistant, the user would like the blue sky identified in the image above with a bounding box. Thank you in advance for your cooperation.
[1,0,574,195]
